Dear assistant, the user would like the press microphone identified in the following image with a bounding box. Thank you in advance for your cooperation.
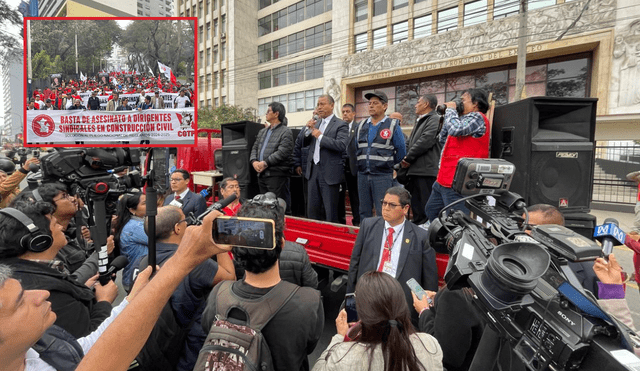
[305,114,319,137]
[169,197,184,208]
[593,217,626,258]
[194,194,238,224]
[98,255,129,284]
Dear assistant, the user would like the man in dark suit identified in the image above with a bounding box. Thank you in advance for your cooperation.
[401,94,441,225]
[346,186,438,326]
[304,95,348,223]
[163,169,207,219]
[338,103,360,226]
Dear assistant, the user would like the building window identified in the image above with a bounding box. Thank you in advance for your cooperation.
[206,22,211,40]
[393,0,408,10]
[306,0,325,18]
[221,15,226,33]
[199,25,203,42]
[324,21,332,44]
[221,70,226,88]
[355,32,367,53]
[528,0,555,11]
[288,31,304,55]
[259,0,271,9]
[373,0,386,16]
[354,0,367,22]
[214,71,219,87]
[372,27,386,49]
[258,15,271,36]
[215,97,219,107]
[258,43,271,63]
[213,45,218,64]
[305,56,323,80]
[545,57,589,98]
[259,71,272,89]
[221,42,226,61]
[273,67,287,87]
[207,73,212,87]
[464,0,487,27]
[274,37,287,59]
[214,19,218,38]
[288,1,305,26]
[414,15,432,39]
[392,21,408,44]
[493,0,519,19]
[274,8,287,31]
[305,25,323,50]
[288,62,305,84]
[207,99,211,107]
[258,98,269,115]
[199,75,204,88]
[199,50,204,66]
[437,7,458,33]
[206,48,211,65]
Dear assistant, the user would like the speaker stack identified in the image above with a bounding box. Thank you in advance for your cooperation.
[221,121,264,200]
[491,97,598,238]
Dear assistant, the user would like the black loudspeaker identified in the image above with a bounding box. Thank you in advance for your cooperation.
[221,121,264,200]
[563,212,596,241]
[491,97,597,212]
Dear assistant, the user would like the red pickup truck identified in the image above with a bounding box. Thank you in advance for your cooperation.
[174,129,449,284]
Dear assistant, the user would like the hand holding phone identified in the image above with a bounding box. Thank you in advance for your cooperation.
[211,216,276,250]
[406,278,432,305]
[343,293,358,323]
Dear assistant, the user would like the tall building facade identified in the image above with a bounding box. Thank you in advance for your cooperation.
[137,0,174,16]
[2,58,24,142]
[39,0,136,16]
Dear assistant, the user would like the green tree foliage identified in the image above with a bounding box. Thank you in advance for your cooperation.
[120,20,194,78]
[30,19,121,76]
[197,105,258,135]
[0,0,23,62]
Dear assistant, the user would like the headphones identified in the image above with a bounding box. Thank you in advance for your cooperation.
[0,208,53,253]
[32,188,43,202]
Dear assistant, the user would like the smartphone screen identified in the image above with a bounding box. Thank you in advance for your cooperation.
[406,278,431,304]
[344,294,358,323]
[212,216,276,250]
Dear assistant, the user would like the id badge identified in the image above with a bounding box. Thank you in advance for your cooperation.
[382,261,394,276]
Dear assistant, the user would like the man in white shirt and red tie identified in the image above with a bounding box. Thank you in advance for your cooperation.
[346,186,438,327]
[163,169,207,219]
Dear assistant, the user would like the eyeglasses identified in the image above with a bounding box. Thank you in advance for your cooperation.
[176,218,189,226]
[53,193,75,202]
[170,177,185,182]
[380,200,403,209]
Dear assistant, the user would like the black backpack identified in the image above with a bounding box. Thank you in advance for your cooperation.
[194,280,298,371]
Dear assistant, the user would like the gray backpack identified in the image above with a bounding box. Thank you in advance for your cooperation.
[195,280,299,371]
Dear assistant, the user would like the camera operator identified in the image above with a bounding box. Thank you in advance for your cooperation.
[0,201,117,339]
[0,157,39,208]
[425,89,490,222]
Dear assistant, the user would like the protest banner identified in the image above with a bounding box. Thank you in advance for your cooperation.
[25,108,196,146]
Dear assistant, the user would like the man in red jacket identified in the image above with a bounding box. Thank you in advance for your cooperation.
[425,88,490,222]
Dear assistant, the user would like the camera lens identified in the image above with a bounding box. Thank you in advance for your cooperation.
[478,242,550,307]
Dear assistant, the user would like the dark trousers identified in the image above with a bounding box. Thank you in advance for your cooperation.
[338,169,360,226]
[407,175,436,225]
[258,175,291,214]
[307,162,340,223]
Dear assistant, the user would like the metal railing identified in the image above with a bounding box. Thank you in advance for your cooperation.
[593,143,639,205]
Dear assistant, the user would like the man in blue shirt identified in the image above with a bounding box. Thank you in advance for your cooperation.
[354,90,406,220]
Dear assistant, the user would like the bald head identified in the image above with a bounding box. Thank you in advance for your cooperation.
[389,112,403,121]
[145,205,184,240]
[526,204,565,226]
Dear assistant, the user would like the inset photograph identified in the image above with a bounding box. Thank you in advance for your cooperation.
[24,17,197,147]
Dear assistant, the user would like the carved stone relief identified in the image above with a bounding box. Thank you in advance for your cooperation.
[341,0,616,78]
[610,19,640,112]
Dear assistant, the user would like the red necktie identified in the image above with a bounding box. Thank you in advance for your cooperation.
[378,227,395,272]
[175,195,181,200]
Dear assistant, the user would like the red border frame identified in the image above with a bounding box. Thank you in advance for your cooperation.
[23,16,198,148]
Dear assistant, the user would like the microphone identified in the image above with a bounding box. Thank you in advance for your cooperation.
[199,186,213,199]
[194,194,237,224]
[169,197,184,208]
[593,217,626,258]
[98,255,129,285]
[305,114,319,137]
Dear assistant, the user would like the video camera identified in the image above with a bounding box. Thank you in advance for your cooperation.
[429,158,640,371]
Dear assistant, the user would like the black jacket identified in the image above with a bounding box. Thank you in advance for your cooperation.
[2,258,112,338]
[405,111,441,177]
[279,241,318,289]
[250,123,294,177]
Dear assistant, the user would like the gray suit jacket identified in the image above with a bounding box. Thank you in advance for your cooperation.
[304,115,349,185]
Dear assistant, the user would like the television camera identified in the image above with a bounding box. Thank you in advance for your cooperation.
[429,158,640,371]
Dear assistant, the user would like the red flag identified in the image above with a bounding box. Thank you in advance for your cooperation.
[157,76,162,89]
[170,70,177,85]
